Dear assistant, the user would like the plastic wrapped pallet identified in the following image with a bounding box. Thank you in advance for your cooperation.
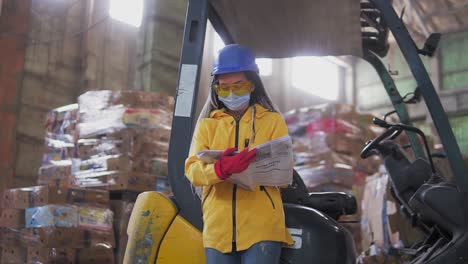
[40,104,79,189]
[73,90,174,192]
[44,104,78,141]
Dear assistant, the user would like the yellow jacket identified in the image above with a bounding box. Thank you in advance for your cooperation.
[185,104,293,253]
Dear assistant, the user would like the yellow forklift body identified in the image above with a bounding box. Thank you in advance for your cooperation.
[157,215,206,263]
[124,191,204,263]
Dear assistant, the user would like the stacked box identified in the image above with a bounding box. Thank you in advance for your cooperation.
[72,90,173,193]
[0,186,114,263]
[1,246,26,264]
[0,90,176,263]
[1,186,109,209]
[27,248,75,263]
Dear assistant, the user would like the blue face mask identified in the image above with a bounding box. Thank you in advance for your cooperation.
[218,93,251,111]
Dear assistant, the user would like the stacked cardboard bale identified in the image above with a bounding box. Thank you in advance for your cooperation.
[285,103,382,192]
[0,186,115,263]
[285,103,383,253]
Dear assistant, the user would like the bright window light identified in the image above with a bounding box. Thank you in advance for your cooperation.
[109,0,143,27]
[213,32,225,57]
[291,56,340,101]
[256,58,272,76]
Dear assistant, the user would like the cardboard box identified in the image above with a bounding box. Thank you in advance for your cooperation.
[23,228,115,248]
[27,247,76,264]
[1,186,109,209]
[77,207,113,231]
[38,163,72,180]
[106,173,156,192]
[0,246,26,264]
[0,209,25,228]
[75,155,132,173]
[26,205,113,231]
[26,205,78,228]
[112,90,174,110]
[23,228,81,248]
[77,247,115,263]
[0,228,23,247]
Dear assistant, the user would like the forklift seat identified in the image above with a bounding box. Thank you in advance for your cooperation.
[281,170,357,220]
[304,192,357,220]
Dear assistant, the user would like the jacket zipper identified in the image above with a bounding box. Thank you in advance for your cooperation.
[232,119,240,252]
[201,185,213,207]
[261,186,276,209]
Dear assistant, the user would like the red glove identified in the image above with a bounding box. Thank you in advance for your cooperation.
[214,147,257,180]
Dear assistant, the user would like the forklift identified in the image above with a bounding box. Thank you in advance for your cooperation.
[124,0,468,263]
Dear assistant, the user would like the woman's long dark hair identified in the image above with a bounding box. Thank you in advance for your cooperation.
[208,71,278,112]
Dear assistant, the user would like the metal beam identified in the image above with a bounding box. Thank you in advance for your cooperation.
[168,0,208,231]
[372,0,468,192]
[363,49,426,159]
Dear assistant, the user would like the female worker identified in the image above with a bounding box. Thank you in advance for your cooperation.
[185,44,293,264]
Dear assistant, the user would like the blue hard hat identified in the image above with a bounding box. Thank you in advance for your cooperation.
[211,44,259,75]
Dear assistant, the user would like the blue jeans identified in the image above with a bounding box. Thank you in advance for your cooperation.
[205,241,282,264]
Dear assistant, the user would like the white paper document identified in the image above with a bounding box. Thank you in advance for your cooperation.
[197,135,294,191]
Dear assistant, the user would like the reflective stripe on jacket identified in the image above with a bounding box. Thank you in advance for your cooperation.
[185,104,293,253]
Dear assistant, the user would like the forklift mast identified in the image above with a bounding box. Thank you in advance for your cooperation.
[168,0,468,231]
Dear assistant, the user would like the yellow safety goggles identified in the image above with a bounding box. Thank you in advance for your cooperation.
[214,80,253,97]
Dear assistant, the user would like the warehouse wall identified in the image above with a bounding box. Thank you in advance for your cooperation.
[0,0,187,189]
[134,0,186,94]
[0,0,31,192]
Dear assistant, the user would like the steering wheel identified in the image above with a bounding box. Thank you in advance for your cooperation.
[360,126,402,159]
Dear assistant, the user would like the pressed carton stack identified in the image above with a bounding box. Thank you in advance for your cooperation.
[285,103,383,253]
[0,186,115,263]
[285,103,382,192]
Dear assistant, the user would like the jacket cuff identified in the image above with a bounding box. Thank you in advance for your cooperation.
[214,161,229,180]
